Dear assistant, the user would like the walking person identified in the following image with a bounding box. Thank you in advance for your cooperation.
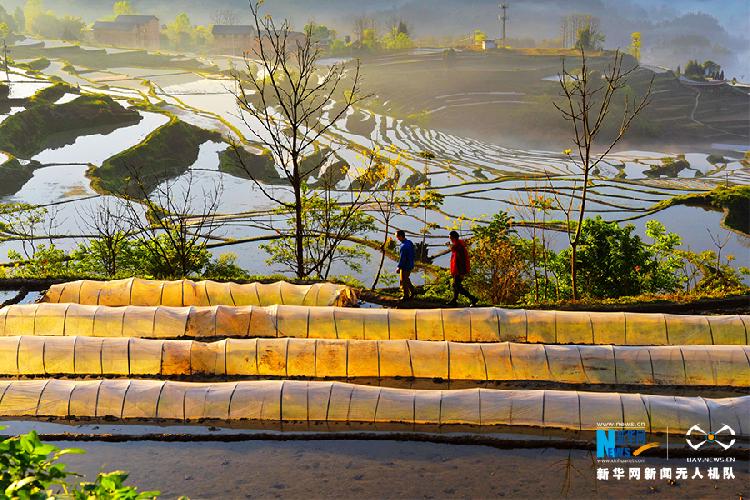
[395,229,416,301]
[448,230,478,307]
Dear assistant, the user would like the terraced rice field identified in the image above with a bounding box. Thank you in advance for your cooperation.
[0,279,747,453]
[0,41,748,281]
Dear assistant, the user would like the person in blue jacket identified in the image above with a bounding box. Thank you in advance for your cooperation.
[395,229,416,301]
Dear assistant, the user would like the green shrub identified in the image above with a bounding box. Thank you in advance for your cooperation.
[93,118,221,196]
[0,428,160,499]
[203,253,250,281]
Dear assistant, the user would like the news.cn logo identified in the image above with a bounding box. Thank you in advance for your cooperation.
[596,429,659,459]
[685,424,736,451]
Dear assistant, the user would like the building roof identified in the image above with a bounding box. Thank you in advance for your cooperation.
[94,15,158,32]
[115,15,159,24]
[212,25,256,36]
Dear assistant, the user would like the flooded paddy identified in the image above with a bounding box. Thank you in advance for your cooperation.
[0,53,747,280]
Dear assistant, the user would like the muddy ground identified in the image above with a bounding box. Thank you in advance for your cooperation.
[56,439,749,499]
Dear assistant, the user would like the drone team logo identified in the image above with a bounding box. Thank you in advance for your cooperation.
[685,424,736,451]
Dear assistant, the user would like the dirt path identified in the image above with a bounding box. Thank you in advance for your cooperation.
[57,439,748,499]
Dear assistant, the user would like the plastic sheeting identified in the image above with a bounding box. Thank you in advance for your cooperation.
[0,379,747,435]
[41,278,358,307]
[2,304,747,345]
[3,337,748,386]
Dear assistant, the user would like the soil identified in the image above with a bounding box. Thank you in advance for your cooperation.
[55,439,749,499]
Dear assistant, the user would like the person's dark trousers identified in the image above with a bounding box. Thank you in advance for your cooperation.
[452,275,477,303]
[400,269,415,300]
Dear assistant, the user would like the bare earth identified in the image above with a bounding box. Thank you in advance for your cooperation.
[56,440,749,499]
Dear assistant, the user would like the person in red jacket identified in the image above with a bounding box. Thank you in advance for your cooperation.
[448,230,479,307]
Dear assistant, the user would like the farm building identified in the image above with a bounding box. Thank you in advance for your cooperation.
[93,15,160,50]
[212,25,257,55]
[249,30,307,55]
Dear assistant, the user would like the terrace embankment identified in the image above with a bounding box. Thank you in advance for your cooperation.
[652,185,750,235]
[0,157,41,197]
[218,145,280,183]
[90,116,221,196]
[0,89,142,159]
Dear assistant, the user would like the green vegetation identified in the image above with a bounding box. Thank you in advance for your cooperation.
[260,185,376,279]
[9,44,218,73]
[0,5,20,38]
[433,212,748,305]
[24,0,85,40]
[27,81,75,103]
[575,23,605,51]
[5,238,248,281]
[0,427,160,498]
[2,202,246,280]
[163,12,212,52]
[92,117,220,196]
[0,92,141,158]
[684,59,724,81]
[0,157,40,196]
[19,56,51,71]
[644,157,690,178]
[652,185,750,235]
[218,145,280,183]
[327,19,414,54]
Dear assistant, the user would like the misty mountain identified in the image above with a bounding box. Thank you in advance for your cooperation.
[4,0,748,77]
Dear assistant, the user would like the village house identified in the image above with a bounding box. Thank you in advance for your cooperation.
[93,15,160,50]
[211,25,257,55]
[249,30,307,55]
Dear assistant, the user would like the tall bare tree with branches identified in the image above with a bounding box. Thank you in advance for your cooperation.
[122,166,223,279]
[230,1,369,278]
[553,47,653,299]
[76,197,132,277]
[211,9,239,26]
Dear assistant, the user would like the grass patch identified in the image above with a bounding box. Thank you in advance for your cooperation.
[10,45,219,73]
[644,157,690,178]
[0,93,141,158]
[218,145,280,183]
[27,82,77,105]
[0,156,41,196]
[92,117,221,196]
[25,57,51,71]
[652,185,750,235]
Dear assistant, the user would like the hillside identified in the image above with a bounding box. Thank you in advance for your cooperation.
[356,49,750,152]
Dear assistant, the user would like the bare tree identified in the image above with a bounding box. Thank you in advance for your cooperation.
[122,166,223,279]
[212,9,239,26]
[2,40,10,84]
[76,197,132,277]
[230,1,369,278]
[0,204,58,259]
[353,16,375,44]
[360,148,404,289]
[553,47,653,299]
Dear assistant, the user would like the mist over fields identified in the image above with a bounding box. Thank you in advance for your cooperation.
[3,0,748,78]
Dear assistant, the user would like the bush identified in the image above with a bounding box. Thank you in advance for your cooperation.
[7,244,72,278]
[559,217,651,298]
[0,428,160,499]
[203,253,250,281]
[466,212,531,304]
